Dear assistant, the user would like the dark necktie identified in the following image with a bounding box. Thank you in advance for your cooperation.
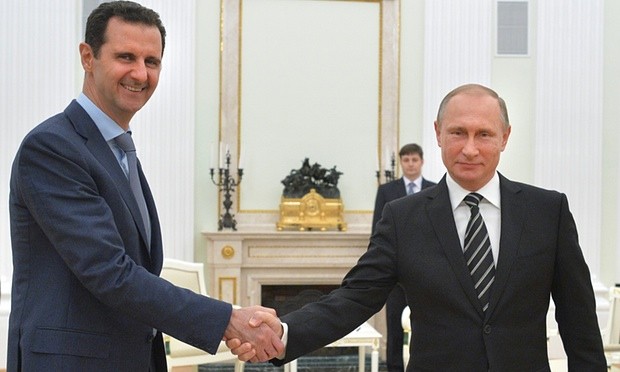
[115,132,151,247]
[463,193,495,312]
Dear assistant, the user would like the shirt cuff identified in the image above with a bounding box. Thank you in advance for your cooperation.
[276,322,289,360]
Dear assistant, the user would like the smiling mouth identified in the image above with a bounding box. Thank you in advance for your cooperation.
[458,162,480,168]
[122,84,144,92]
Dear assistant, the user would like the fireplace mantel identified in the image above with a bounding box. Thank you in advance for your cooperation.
[201,229,385,339]
[202,230,370,305]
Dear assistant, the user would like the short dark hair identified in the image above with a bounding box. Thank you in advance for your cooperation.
[436,83,510,128]
[85,1,166,58]
[399,143,424,159]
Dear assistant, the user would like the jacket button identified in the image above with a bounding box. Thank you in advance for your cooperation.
[483,325,492,334]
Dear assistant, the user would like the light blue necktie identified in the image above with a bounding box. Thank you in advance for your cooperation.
[115,132,151,247]
[407,182,416,195]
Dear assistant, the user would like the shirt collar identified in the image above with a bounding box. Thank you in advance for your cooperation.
[76,93,128,141]
[446,172,501,211]
[403,175,422,189]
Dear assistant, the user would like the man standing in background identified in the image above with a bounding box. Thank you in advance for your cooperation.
[372,143,435,371]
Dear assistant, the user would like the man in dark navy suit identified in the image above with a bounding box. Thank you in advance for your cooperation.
[372,143,435,372]
[7,2,282,371]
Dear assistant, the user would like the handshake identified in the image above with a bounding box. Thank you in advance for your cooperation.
[223,306,285,363]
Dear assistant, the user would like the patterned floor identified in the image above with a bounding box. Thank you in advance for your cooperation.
[198,355,388,371]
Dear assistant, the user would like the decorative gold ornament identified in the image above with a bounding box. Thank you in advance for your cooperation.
[221,245,235,259]
[276,189,347,231]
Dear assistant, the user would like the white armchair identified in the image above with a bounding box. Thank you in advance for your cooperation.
[401,306,411,367]
[604,287,620,369]
[160,258,244,372]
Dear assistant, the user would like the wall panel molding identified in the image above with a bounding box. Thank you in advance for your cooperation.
[534,0,604,276]
[134,0,197,261]
[421,0,493,183]
[220,0,398,229]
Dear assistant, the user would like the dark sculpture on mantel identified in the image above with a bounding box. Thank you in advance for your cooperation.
[281,158,343,199]
[278,158,346,231]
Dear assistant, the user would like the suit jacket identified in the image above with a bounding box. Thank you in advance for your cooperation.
[372,177,436,232]
[276,174,606,371]
[8,101,231,371]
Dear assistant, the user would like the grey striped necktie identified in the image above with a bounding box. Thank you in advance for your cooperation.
[463,193,495,312]
[115,132,151,247]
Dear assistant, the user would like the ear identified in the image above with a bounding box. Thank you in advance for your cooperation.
[500,125,511,151]
[434,121,442,147]
[79,42,94,72]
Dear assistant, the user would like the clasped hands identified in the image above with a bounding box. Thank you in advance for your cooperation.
[223,306,284,363]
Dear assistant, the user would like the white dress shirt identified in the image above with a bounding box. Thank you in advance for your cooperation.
[76,93,130,175]
[446,172,501,266]
[403,176,422,194]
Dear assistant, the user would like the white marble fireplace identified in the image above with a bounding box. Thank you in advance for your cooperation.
[202,229,386,342]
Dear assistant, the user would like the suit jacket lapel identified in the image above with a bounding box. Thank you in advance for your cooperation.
[64,101,152,253]
[485,174,525,318]
[137,159,161,265]
[427,177,484,315]
[394,178,407,198]
[421,178,434,190]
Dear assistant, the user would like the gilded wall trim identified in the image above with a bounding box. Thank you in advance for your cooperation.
[219,0,400,222]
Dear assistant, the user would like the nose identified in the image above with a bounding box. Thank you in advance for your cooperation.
[130,60,148,82]
[462,136,478,157]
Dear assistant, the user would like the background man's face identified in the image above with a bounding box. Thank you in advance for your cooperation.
[400,153,423,181]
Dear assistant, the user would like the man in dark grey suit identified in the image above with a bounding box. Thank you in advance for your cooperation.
[230,83,606,371]
[7,2,282,371]
[372,143,435,372]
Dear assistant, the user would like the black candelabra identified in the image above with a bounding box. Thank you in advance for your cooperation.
[210,149,243,230]
[376,151,396,185]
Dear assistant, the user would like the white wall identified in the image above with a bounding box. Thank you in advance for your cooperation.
[0,0,81,291]
[130,0,197,261]
[239,0,380,212]
[602,0,620,286]
[0,1,80,366]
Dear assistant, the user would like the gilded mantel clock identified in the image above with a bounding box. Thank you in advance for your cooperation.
[276,158,346,231]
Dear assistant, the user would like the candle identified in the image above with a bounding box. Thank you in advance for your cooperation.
[210,144,215,169]
[238,147,244,169]
[219,142,224,168]
[385,148,391,169]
